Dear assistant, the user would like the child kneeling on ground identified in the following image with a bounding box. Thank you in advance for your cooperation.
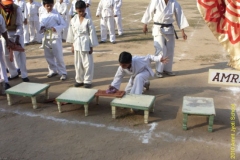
[109,51,168,94]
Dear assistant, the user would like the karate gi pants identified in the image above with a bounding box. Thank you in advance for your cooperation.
[43,38,67,75]
[125,69,150,95]
[28,21,41,43]
[1,36,28,79]
[23,23,30,44]
[114,13,123,35]
[100,16,115,42]
[0,41,8,83]
[74,50,93,84]
[154,34,175,73]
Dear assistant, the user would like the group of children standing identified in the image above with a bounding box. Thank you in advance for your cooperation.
[0,0,189,96]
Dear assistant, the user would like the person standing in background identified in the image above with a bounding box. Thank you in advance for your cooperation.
[114,0,123,36]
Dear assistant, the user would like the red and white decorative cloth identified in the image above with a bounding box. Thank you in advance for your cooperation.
[197,0,240,70]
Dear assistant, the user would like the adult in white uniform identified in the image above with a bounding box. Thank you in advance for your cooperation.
[14,0,29,44]
[141,0,189,78]
[67,0,98,88]
[40,0,67,80]
[26,0,41,43]
[0,14,12,90]
[109,51,168,94]
[114,0,123,36]
[0,0,29,82]
[69,0,91,18]
[96,0,117,43]
[53,0,68,40]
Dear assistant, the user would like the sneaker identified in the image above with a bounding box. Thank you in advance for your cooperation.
[75,82,84,87]
[4,83,11,90]
[47,73,58,78]
[144,81,150,90]
[84,83,92,88]
[156,72,164,78]
[112,41,116,44]
[60,74,67,80]
[22,77,30,82]
[8,75,19,80]
[164,71,176,76]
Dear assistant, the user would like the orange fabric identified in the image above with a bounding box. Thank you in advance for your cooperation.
[1,0,13,6]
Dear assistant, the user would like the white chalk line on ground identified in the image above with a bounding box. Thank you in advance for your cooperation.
[0,107,239,150]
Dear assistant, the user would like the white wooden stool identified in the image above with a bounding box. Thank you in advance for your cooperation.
[56,88,98,116]
[182,96,216,132]
[5,82,50,109]
[110,94,155,124]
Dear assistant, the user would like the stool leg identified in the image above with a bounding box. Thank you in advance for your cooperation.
[6,94,12,105]
[31,96,37,109]
[183,113,188,130]
[208,115,214,132]
[144,110,149,124]
[57,101,62,113]
[84,104,88,116]
[96,96,99,105]
[45,88,49,100]
[112,106,116,118]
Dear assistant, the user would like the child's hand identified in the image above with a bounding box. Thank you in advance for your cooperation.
[143,24,148,35]
[114,15,117,17]
[52,27,56,32]
[71,45,74,53]
[96,15,99,17]
[160,57,169,64]
[89,47,93,54]
[182,30,187,40]
[109,85,118,91]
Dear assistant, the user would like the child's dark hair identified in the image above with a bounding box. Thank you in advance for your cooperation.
[119,52,132,64]
[75,0,86,9]
[43,0,54,5]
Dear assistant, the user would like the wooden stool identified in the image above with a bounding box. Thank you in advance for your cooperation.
[110,94,155,124]
[182,96,216,132]
[5,82,50,109]
[56,88,98,116]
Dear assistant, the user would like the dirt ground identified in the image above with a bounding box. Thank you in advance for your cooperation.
[0,0,240,159]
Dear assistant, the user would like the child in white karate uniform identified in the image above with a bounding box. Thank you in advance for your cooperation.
[96,0,117,44]
[40,0,67,80]
[67,0,98,88]
[109,51,168,94]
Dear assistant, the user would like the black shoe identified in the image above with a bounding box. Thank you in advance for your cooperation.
[111,41,116,44]
[17,69,21,75]
[6,69,9,73]
[74,82,84,87]
[8,75,19,80]
[24,43,29,46]
[84,84,92,88]
[99,41,106,44]
[47,73,58,78]
[22,77,30,82]
[4,83,11,90]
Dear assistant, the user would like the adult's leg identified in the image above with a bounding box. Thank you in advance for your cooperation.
[153,35,166,73]
[163,34,175,72]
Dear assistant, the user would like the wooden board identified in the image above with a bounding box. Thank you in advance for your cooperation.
[95,90,125,98]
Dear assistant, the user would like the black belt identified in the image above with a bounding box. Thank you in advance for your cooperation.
[154,22,178,39]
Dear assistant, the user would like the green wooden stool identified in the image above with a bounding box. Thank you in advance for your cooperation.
[56,88,98,116]
[110,94,155,124]
[5,82,50,109]
[182,96,216,132]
